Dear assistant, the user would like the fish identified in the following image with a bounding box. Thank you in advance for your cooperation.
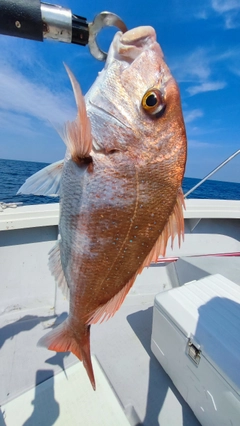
[18,26,187,390]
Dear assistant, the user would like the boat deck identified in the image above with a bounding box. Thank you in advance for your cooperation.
[0,199,240,425]
[0,277,201,426]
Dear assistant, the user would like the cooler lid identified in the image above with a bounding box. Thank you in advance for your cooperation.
[154,274,240,393]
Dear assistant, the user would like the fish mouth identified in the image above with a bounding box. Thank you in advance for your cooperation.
[119,26,156,48]
[110,26,161,62]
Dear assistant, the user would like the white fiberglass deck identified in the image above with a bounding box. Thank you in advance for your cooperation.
[0,199,239,425]
[1,357,130,426]
[0,284,201,426]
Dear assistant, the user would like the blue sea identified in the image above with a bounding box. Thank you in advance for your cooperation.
[0,158,239,205]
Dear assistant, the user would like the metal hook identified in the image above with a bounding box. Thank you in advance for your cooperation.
[88,11,127,61]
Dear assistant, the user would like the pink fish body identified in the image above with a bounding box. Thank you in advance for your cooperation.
[19,26,187,389]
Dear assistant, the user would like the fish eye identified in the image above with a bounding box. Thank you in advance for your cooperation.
[141,88,165,116]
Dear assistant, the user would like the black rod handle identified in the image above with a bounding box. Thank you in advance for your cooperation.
[0,0,89,45]
[0,0,43,41]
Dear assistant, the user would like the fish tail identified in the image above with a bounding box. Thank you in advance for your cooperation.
[38,320,95,390]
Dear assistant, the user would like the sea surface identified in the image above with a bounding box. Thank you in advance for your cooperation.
[0,158,240,206]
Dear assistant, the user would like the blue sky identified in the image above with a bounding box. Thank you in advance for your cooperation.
[0,0,240,182]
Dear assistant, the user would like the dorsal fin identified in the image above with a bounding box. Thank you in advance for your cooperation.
[62,64,92,162]
[87,188,185,324]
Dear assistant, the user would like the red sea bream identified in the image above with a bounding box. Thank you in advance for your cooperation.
[19,26,187,390]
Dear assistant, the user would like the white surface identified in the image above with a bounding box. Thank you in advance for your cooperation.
[0,281,201,426]
[184,199,240,219]
[0,203,59,231]
[0,200,239,426]
[0,199,239,231]
[153,274,240,390]
[0,357,130,426]
[151,274,240,426]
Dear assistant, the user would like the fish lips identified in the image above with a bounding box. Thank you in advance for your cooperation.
[107,26,163,64]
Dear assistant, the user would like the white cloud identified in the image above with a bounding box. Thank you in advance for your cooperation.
[211,0,240,13]
[184,109,204,123]
[211,0,240,28]
[0,63,75,127]
[187,81,226,96]
[194,10,209,20]
[225,14,239,28]
[188,139,213,148]
[171,48,211,83]
[170,45,240,96]
[192,0,240,27]
[0,111,40,137]
[0,38,77,146]
[230,66,240,77]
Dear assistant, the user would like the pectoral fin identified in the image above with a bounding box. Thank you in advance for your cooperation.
[48,241,69,299]
[17,160,64,196]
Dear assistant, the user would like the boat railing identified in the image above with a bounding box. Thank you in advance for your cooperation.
[184,149,240,198]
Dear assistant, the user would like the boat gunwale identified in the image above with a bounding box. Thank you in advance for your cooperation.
[0,199,239,231]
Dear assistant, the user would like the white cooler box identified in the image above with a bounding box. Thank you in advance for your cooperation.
[151,274,240,426]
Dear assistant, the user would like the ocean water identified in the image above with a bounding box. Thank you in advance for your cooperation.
[0,158,240,206]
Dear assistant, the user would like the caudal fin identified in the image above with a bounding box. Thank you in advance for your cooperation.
[38,320,95,390]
